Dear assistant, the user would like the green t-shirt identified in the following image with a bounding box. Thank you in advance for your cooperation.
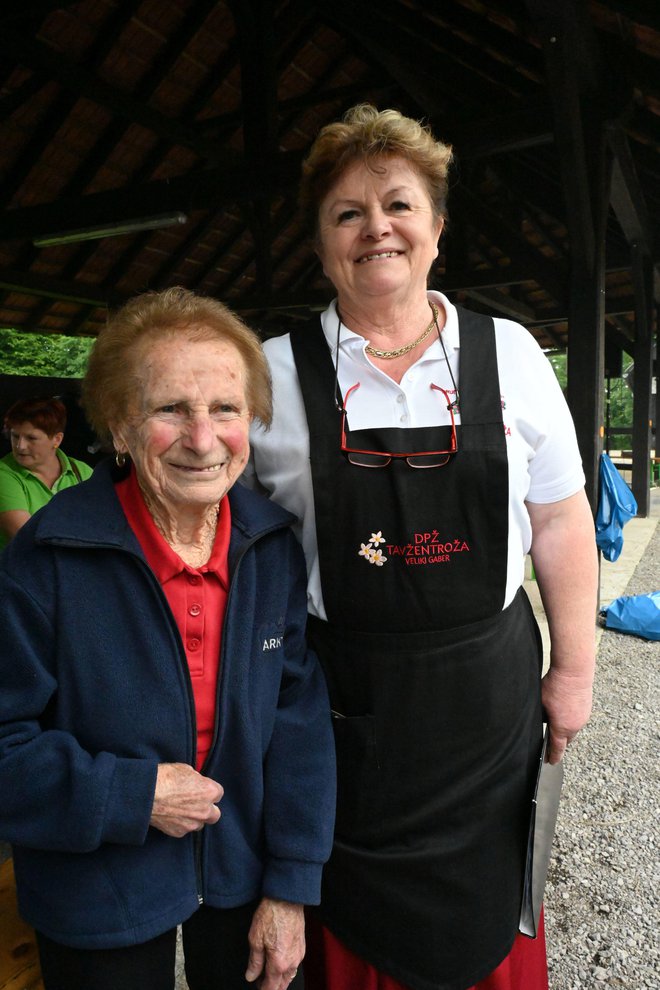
[0,450,93,549]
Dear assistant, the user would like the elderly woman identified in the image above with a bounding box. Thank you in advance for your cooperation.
[0,288,335,990]
[0,395,92,548]
[245,105,598,990]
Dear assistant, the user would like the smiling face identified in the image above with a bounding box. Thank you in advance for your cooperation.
[10,421,63,474]
[316,156,444,308]
[112,334,252,516]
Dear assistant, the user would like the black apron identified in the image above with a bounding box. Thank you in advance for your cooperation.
[291,307,543,990]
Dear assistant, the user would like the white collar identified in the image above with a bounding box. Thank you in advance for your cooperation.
[321,291,460,361]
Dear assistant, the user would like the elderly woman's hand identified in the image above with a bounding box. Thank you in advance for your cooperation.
[245,897,305,989]
[149,762,223,837]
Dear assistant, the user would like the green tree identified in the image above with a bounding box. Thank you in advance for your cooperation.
[548,352,567,391]
[547,351,634,452]
[606,359,634,451]
[0,328,94,378]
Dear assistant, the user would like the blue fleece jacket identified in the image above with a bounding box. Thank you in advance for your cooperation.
[0,459,336,949]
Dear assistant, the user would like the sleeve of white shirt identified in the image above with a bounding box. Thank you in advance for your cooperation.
[247,335,311,503]
[245,332,329,616]
[495,319,585,505]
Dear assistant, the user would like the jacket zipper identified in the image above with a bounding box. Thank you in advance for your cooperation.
[194,831,204,905]
[199,533,264,774]
[194,533,265,905]
[133,557,206,904]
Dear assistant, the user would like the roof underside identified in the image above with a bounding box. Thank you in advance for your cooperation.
[0,0,658,352]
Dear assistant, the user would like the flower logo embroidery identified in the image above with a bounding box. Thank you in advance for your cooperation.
[358,531,388,565]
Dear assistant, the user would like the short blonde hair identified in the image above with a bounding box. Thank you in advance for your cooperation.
[82,287,272,441]
[299,103,453,236]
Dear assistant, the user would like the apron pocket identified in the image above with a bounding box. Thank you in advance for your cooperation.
[331,713,381,846]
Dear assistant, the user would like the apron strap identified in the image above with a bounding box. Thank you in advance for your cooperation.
[290,305,504,432]
[290,315,339,441]
[455,305,502,423]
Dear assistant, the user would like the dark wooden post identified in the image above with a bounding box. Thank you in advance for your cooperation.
[525,0,608,512]
[630,244,654,515]
[655,303,660,485]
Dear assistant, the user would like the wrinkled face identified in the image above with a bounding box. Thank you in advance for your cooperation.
[10,421,62,473]
[316,156,444,305]
[113,335,252,513]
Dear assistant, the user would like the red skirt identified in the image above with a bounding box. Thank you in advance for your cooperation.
[304,911,548,990]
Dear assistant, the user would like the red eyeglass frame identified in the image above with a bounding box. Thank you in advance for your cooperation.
[339,382,458,467]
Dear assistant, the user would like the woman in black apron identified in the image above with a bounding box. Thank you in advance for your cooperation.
[248,104,598,990]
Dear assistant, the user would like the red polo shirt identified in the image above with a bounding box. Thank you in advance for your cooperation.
[116,468,230,770]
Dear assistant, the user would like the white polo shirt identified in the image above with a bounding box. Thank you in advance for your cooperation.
[244,291,585,619]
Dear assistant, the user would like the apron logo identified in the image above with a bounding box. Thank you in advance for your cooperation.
[388,532,471,566]
[358,530,388,566]
[358,530,472,567]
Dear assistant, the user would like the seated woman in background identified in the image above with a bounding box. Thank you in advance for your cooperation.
[0,395,92,549]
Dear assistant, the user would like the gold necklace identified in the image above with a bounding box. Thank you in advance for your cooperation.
[364,303,439,360]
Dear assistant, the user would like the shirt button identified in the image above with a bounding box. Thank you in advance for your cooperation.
[396,394,404,404]
[399,414,408,423]
[187,575,201,586]
[189,603,202,616]
[188,638,201,652]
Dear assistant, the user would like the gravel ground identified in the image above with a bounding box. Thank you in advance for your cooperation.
[544,521,660,989]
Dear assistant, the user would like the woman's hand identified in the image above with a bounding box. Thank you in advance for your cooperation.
[245,898,305,989]
[541,666,593,764]
[149,762,223,837]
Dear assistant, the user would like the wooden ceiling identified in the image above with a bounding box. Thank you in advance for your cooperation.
[0,0,658,351]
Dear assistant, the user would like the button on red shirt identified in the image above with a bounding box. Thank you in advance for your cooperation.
[116,468,230,770]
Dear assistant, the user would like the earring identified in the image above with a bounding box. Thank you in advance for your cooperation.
[115,451,126,468]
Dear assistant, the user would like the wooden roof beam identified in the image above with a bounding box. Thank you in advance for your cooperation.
[0,152,303,242]
[451,185,569,307]
[310,0,483,114]
[607,124,660,301]
[0,29,221,160]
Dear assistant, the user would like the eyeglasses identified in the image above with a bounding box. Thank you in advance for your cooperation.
[340,382,458,468]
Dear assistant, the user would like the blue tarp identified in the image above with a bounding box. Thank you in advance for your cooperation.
[601,592,660,641]
[595,452,638,562]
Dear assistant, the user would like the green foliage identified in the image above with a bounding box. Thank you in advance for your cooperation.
[548,353,567,391]
[606,360,635,451]
[0,327,94,378]
[547,351,634,452]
